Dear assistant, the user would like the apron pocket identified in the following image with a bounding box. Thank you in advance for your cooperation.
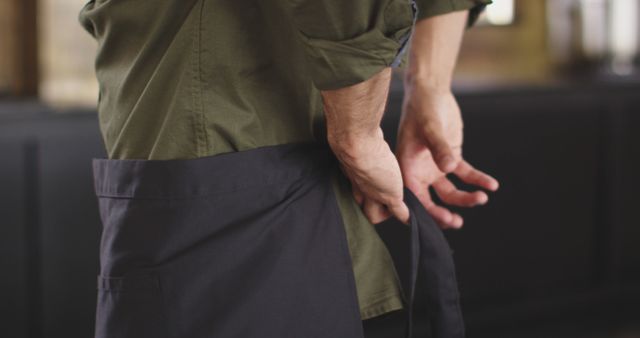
[95,273,168,338]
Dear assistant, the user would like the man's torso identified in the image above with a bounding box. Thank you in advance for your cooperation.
[79,0,404,320]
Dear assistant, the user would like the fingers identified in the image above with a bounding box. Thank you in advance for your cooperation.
[432,176,488,207]
[453,160,500,191]
[362,198,391,224]
[426,203,464,229]
[351,184,364,206]
[361,196,410,225]
[387,199,410,225]
[409,184,464,229]
[421,123,459,174]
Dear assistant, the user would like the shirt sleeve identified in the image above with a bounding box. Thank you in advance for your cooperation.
[414,0,493,27]
[281,0,417,90]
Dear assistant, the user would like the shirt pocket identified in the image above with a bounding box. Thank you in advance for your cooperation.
[95,273,168,338]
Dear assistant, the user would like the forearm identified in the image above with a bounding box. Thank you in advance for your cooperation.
[322,67,392,154]
[321,66,409,223]
[405,10,468,91]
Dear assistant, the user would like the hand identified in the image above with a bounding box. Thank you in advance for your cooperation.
[321,67,410,225]
[396,84,499,229]
[329,128,410,225]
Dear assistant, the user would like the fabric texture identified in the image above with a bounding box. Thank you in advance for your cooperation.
[92,141,466,338]
[92,142,365,338]
[414,0,492,25]
[79,0,489,321]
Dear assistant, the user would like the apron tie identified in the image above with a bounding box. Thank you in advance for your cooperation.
[401,186,466,338]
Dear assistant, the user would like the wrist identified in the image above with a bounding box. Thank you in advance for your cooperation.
[403,71,452,94]
[327,128,384,163]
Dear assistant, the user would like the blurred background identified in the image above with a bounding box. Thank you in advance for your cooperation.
[1,0,639,337]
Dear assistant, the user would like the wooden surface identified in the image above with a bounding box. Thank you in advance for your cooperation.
[0,0,38,97]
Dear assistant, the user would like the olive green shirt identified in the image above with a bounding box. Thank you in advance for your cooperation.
[79,0,490,320]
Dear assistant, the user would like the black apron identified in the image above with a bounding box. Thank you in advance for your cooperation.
[91,141,464,338]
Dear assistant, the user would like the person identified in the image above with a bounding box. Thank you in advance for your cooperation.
[79,0,499,337]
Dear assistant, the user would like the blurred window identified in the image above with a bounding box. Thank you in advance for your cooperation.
[39,0,98,107]
[609,0,638,74]
[478,0,515,26]
[0,0,38,98]
[1,0,638,104]
[0,1,16,95]
[0,0,97,106]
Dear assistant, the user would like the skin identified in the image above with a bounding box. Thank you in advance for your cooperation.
[323,9,499,228]
[397,10,499,229]
[323,67,410,224]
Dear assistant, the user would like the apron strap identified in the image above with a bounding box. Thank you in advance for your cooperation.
[402,186,466,338]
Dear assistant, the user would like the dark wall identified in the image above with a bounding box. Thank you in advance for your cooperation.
[0,108,105,338]
[1,81,639,338]
[469,88,637,331]
[383,82,640,335]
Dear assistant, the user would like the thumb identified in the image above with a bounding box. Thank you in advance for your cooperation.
[363,198,390,224]
[422,123,458,173]
[387,199,410,225]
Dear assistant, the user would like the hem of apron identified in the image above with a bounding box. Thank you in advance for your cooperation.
[359,294,404,320]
